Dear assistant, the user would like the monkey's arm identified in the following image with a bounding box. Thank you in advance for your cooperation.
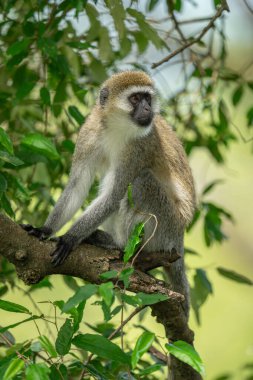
[22,125,102,240]
[50,164,139,266]
[22,161,96,239]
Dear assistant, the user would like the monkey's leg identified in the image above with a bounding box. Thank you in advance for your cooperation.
[83,230,119,250]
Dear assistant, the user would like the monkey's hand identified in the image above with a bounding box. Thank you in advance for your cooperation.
[20,224,52,240]
[50,235,75,267]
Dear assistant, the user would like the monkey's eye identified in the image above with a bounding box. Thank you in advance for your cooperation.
[129,93,140,105]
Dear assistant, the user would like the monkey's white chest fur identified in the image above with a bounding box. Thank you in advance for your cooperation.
[103,110,152,162]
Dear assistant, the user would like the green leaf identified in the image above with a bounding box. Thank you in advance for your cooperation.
[121,292,168,307]
[167,0,182,11]
[89,58,108,84]
[247,81,253,91]
[165,341,205,376]
[72,333,130,365]
[246,107,253,127]
[39,335,58,358]
[30,277,53,292]
[26,363,50,380]
[67,41,94,50]
[0,151,24,166]
[106,0,126,40]
[148,0,160,11]
[0,316,41,333]
[131,331,155,368]
[99,26,114,62]
[218,100,228,130]
[23,21,35,37]
[84,363,108,380]
[7,38,30,56]
[119,37,132,58]
[217,267,253,285]
[52,80,67,117]
[62,284,98,312]
[0,300,30,314]
[132,31,149,54]
[123,222,144,263]
[190,269,213,325]
[21,133,60,161]
[61,139,75,154]
[213,0,222,7]
[202,179,224,195]
[137,292,169,305]
[127,9,165,49]
[68,106,85,126]
[232,86,243,106]
[49,364,68,380]
[138,363,163,376]
[0,173,7,194]
[16,82,35,100]
[40,87,51,106]
[85,3,101,41]
[121,293,140,307]
[55,319,74,355]
[0,193,14,218]
[99,282,114,307]
[73,301,85,333]
[37,38,58,58]
[99,270,118,280]
[119,267,134,288]
[0,285,8,297]
[0,128,13,154]
[3,358,24,380]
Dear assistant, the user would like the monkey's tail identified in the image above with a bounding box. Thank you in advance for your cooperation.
[165,258,190,320]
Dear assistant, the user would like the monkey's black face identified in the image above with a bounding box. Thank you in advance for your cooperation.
[129,92,154,127]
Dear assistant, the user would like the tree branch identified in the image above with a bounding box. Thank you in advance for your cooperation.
[151,0,230,69]
[0,213,202,379]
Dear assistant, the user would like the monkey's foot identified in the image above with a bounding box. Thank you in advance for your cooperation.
[50,237,74,267]
[20,224,52,240]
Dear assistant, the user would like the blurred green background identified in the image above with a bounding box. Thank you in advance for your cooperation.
[0,0,253,379]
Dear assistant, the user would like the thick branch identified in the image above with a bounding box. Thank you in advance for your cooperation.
[151,0,230,69]
[0,214,201,379]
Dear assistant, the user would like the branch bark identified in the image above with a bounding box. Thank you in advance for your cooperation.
[151,0,230,69]
[0,214,202,379]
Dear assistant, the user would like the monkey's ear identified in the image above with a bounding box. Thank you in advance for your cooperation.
[100,87,109,106]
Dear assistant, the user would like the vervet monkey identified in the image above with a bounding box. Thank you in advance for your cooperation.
[22,71,196,318]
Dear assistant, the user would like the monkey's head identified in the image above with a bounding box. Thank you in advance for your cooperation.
[99,71,159,136]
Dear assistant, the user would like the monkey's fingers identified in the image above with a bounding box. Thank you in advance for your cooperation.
[21,225,52,240]
[50,240,73,267]
[20,223,34,232]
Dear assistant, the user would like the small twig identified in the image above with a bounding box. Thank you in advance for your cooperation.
[120,299,124,350]
[178,17,212,25]
[15,284,55,337]
[148,345,168,363]
[131,213,158,267]
[230,120,253,143]
[108,305,146,341]
[152,0,230,69]
[0,333,29,364]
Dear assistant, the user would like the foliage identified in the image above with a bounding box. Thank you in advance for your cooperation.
[0,0,252,379]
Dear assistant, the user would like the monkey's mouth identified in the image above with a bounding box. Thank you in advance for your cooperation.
[134,113,153,127]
